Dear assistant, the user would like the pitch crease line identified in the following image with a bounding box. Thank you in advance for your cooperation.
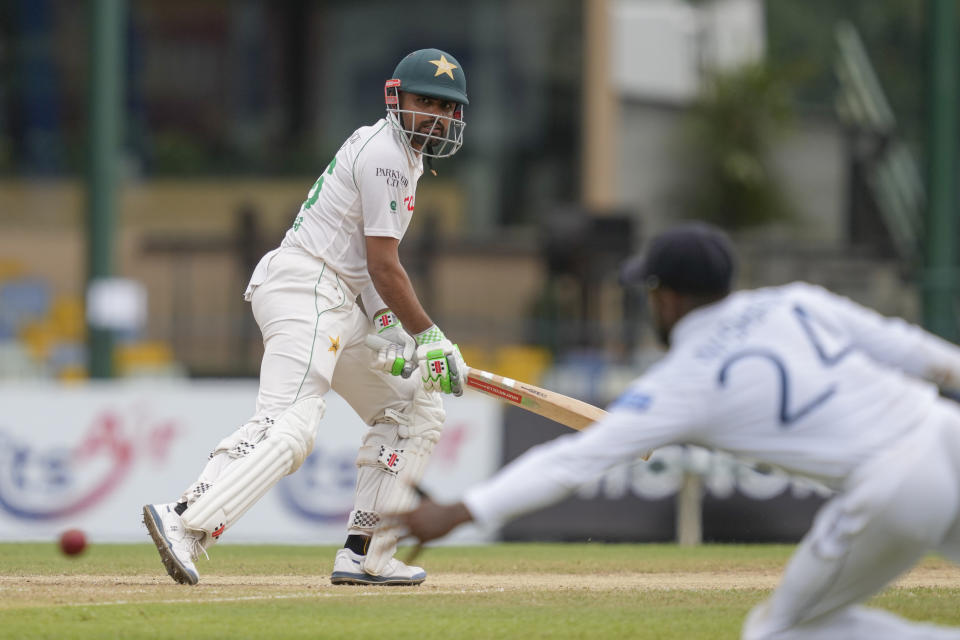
[60,587,508,608]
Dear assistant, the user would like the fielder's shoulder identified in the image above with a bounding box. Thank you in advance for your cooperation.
[778,281,847,308]
[782,280,829,296]
[739,281,831,307]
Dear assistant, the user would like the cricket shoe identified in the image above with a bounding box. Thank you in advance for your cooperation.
[330,548,426,586]
[142,503,207,585]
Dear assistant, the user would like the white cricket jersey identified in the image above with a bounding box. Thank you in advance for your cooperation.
[279,118,423,296]
[464,282,960,525]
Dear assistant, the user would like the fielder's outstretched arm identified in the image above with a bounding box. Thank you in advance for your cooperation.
[398,404,670,543]
[398,498,473,544]
[814,284,960,391]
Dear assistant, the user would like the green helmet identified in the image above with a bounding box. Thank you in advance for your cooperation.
[385,48,468,159]
[388,48,469,105]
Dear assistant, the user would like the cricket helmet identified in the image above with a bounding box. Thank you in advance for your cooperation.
[385,48,468,159]
[621,223,737,295]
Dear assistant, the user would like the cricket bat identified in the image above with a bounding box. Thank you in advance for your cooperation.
[462,366,604,431]
[464,366,651,460]
[364,335,652,459]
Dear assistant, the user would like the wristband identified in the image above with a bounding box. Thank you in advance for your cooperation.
[414,324,446,346]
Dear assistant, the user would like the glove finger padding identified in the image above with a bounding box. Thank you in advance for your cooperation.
[417,342,466,396]
[413,325,467,396]
[371,311,416,376]
[446,351,463,396]
[375,338,415,376]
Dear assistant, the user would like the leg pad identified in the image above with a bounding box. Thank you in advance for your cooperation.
[181,396,324,538]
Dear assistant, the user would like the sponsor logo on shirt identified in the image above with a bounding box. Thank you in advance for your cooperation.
[611,391,653,412]
[376,167,409,188]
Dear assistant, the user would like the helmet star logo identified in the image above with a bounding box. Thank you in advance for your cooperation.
[429,55,458,80]
[329,336,341,353]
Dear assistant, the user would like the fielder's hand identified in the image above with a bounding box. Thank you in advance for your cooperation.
[370,310,416,376]
[414,325,466,396]
[394,498,474,545]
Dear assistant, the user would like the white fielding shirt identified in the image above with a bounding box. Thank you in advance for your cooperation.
[279,118,423,298]
[464,282,960,526]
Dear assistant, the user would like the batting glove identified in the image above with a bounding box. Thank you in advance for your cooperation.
[414,325,466,396]
[371,310,416,376]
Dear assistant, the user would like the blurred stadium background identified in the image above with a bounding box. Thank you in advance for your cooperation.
[0,0,957,546]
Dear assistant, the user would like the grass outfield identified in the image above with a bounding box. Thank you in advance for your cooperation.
[0,543,958,639]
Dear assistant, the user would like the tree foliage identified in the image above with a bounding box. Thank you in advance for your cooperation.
[680,62,795,228]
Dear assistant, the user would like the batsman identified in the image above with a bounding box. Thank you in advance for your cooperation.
[143,48,470,586]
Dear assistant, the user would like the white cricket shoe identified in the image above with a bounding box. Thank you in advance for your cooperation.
[142,503,206,585]
[330,548,426,586]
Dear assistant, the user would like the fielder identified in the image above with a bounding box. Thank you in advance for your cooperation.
[143,48,470,586]
[398,223,960,639]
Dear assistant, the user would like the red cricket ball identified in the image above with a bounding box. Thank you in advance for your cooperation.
[59,529,87,556]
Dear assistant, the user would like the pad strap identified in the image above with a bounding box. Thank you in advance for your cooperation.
[357,444,407,475]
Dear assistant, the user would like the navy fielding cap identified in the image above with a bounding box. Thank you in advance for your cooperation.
[621,222,736,295]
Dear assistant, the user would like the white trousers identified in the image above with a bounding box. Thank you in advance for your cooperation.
[248,247,422,426]
[743,403,960,640]
[177,247,434,538]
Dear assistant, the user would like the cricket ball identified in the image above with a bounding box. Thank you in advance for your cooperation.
[59,529,87,556]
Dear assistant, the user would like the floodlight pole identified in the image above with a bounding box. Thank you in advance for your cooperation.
[582,0,619,213]
[923,0,959,341]
[86,0,125,378]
